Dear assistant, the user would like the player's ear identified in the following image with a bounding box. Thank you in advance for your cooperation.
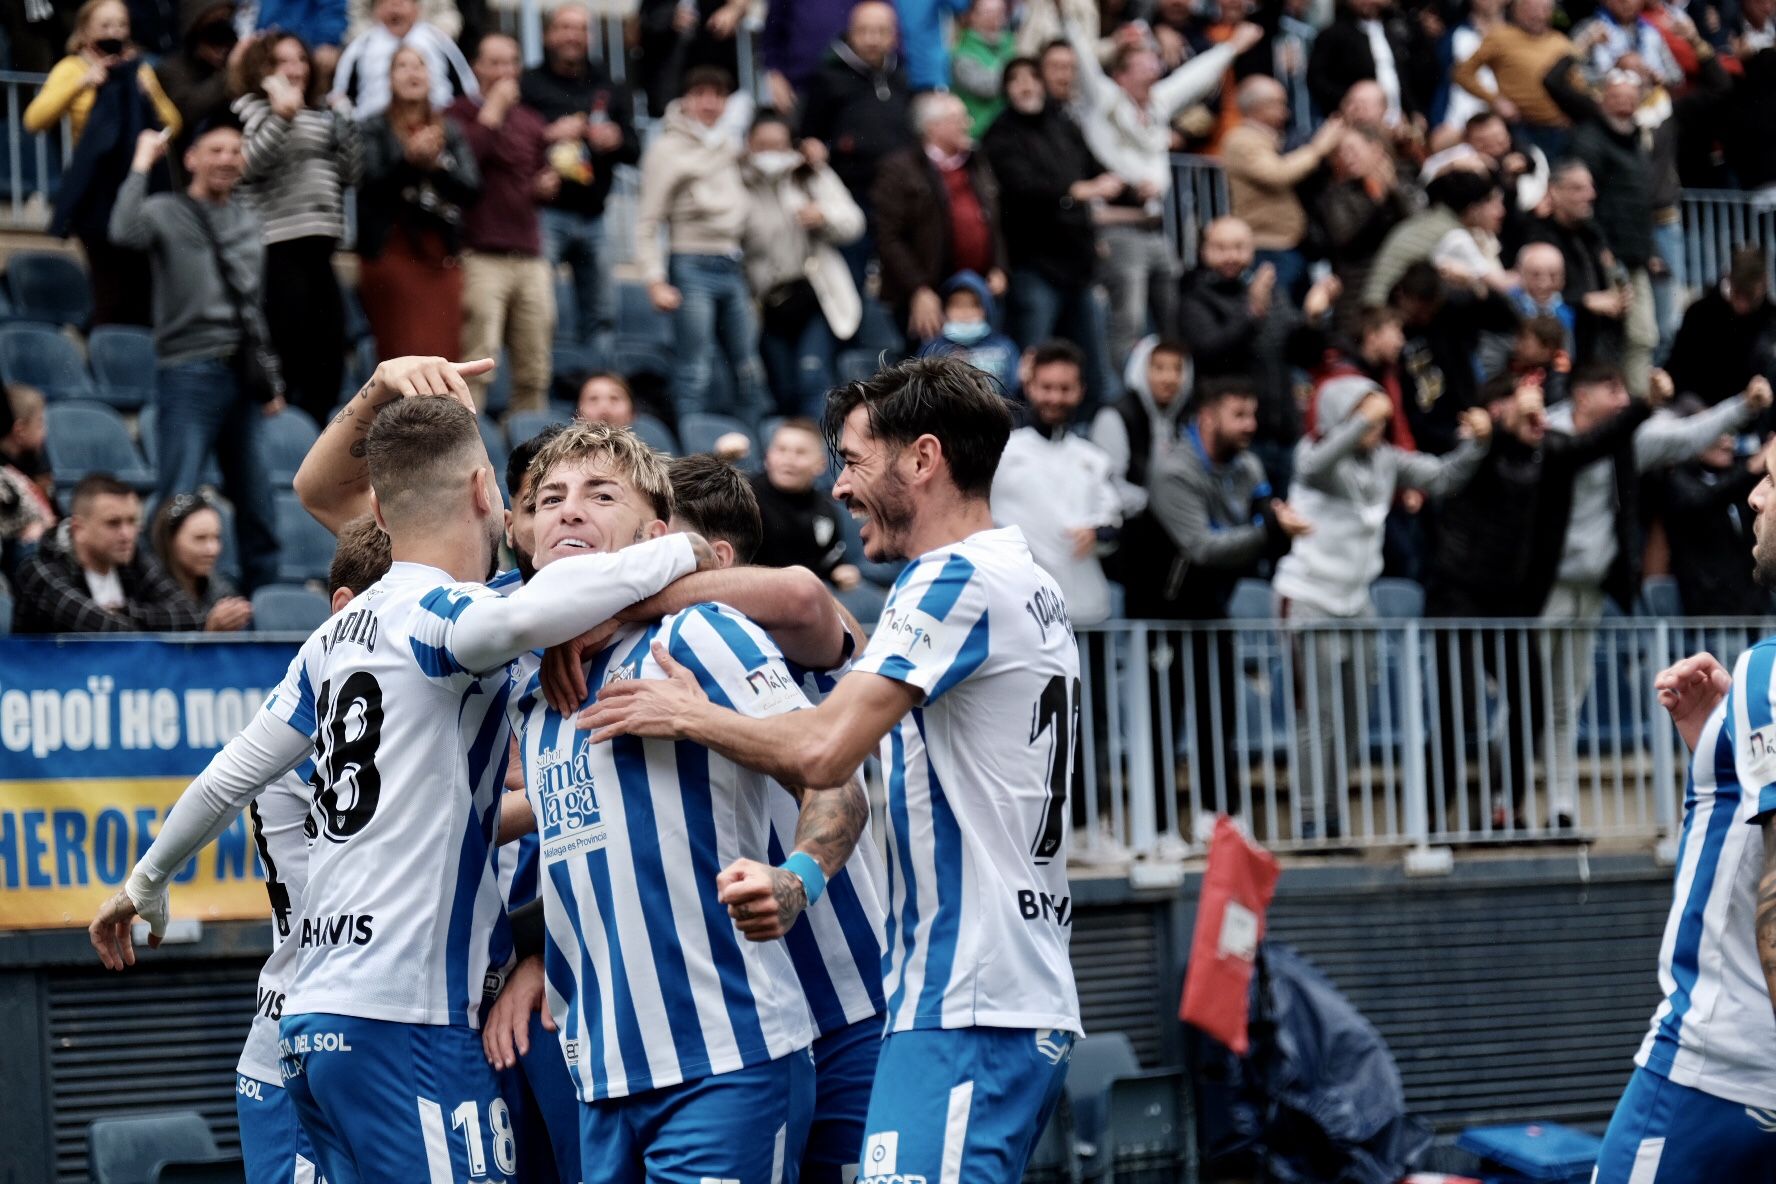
[503,507,514,548]
[642,517,668,540]
[369,489,388,532]
[713,539,735,568]
[330,586,354,613]
[907,433,944,486]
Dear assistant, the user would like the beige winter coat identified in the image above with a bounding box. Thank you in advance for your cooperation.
[633,102,750,283]
[740,160,865,340]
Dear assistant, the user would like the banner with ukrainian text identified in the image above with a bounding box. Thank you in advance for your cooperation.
[0,636,300,929]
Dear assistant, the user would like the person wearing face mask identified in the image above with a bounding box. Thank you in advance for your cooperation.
[739,111,866,420]
[914,272,1021,395]
[29,0,182,328]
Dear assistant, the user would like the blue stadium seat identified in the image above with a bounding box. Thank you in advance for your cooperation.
[261,408,320,488]
[0,323,95,402]
[1371,577,1425,620]
[552,276,578,345]
[1064,1033,1141,1175]
[506,408,571,451]
[631,412,679,455]
[4,250,91,329]
[151,1158,248,1184]
[253,584,333,633]
[478,416,510,486]
[836,348,877,386]
[553,344,594,387]
[87,325,157,410]
[1101,1071,1188,1182]
[678,413,760,468]
[616,281,673,345]
[0,588,11,634]
[612,338,674,382]
[88,1110,222,1184]
[758,416,787,448]
[44,402,156,491]
[274,491,337,585]
[1641,575,1682,618]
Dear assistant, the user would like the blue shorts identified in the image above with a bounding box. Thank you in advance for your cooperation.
[580,1051,816,1184]
[1594,1066,1776,1183]
[803,1015,885,1184]
[860,1027,1073,1184]
[236,1072,322,1184]
[497,1012,583,1184]
[279,1013,512,1184]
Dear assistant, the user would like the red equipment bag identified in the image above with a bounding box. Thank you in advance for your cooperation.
[1179,816,1281,1055]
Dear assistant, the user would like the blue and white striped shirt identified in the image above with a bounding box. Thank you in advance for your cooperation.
[263,562,515,1029]
[1636,638,1776,1108]
[851,527,1083,1036]
[515,603,815,1101]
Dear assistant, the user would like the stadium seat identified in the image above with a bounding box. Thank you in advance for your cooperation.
[1641,574,1682,618]
[44,402,156,491]
[552,276,578,345]
[4,250,91,329]
[274,491,337,585]
[261,407,320,488]
[0,588,11,634]
[1371,577,1425,620]
[631,412,679,455]
[836,348,877,386]
[856,298,902,360]
[678,413,760,468]
[616,280,673,345]
[506,408,571,450]
[253,584,333,633]
[1063,1032,1141,1167]
[758,415,787,447]
[87,1110,221,1184]
[87,325,157,410]
[612,338,674,382]
[1099,1071,1188,1183]
[151,1160,247,1184]
[0,323,95,402]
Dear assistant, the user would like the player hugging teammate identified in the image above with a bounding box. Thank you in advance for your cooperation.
[91,352,1082,1184]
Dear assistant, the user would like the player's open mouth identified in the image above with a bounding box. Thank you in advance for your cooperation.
[549,536,599,555]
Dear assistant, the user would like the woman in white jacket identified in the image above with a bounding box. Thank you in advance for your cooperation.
[740,110,867,418]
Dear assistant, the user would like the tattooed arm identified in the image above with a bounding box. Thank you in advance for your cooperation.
[718,774,871,942]
[292,356,493,534]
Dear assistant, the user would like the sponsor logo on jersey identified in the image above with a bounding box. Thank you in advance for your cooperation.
[744,665,804,714]
[1748,1107,1776,1134]
[862,1132,900,1176]
[1035,1029,1072,1066]
[1017,888,1073,927]
[299,913,375,947]
[256,987,285,1021]
[879,607,948,659]
[281,1030,356,1054]
[236,1075,266,1100]
[535,741,607,862]
[1747,723,1776,783]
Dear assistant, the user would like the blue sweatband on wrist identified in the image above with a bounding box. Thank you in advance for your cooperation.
[779,851,827,907]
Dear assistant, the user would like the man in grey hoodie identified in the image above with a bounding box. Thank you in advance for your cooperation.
[1271,375,1491,838]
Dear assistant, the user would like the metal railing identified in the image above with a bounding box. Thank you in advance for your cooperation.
[1067,615,1769,864]
[1680,188,1776,293]
[1,70,69,229]
[1165,154,1232,271]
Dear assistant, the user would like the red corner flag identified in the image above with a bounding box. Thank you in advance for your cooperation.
[1179,816,1281,1055]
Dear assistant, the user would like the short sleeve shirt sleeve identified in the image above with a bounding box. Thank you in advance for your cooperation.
[851,551,991,708]
[262,644,320,739]
[664,604,812,720]
[409,582,507,684]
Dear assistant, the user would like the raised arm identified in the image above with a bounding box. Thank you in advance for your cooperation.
[1634,381,1766,473]
[292,357,493,533]
[89,709,313,969]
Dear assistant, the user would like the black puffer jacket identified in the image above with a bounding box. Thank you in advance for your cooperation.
[980,101,1102,287]
[797,42,916,206]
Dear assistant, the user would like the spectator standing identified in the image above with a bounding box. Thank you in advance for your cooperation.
[982,56,1119,399]
[1362,169,1466,308]
[156,0,245,149]
[739,112,865,419]
[109,119,281,593]
[759,0,858,111]
[1666,246,1776,406]
[355,47,479,361]
[1450,0,1574,159]
[1564,69,1658,394]
[1312,127,1410,334]
[1093,336,1191,616]
[149,492,253,630]
[1221,76,1346,298]
[872,92,1008,347]
[1038,37,1086,119]
[13,475,207,634]
[448,33,556,415]
[635,67,772,426]
[1439,0,1508,142]
[251,0,348,82]
[1273,376,1489,836]
[952,0,1016,135]
[1524,161,1628,375]
[29,0,182,328]
[1306,0,1436,125]
[1660,410,1768,616]
[520,3,641,353]
[229,30,360,426]
[748,419,874,611]
[1064,18,1259,368]
[990,341,1120,626]
[574,372,636,426]
[897,0,970,92]
[799,3,916,221]
[1536,368,1768,827]
[344,0,461,41]
[328,0,476,119]
[1148,377,1310,816]
[1507,241,1576,357]
[1570,0,1683,85]
[1432,176,1514,293]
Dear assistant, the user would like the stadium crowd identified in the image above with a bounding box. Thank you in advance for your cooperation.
[7,0,1776,830]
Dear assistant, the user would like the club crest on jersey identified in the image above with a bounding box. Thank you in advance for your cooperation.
[536,741,607,862]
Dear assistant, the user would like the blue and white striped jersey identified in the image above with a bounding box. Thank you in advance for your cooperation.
[514,603,815,1101]
[237,766,314,1084]
[769,658,887,1036]
[851,526,1083,1036]
[1636,639,1776,1108]
[262,562,515,1030]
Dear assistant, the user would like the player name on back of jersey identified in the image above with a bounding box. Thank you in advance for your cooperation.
[317,605,379,655]
[534,741,608,862]
[1024,584,1070,642]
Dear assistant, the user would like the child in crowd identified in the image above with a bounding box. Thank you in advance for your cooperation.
[916,271,1021,394]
